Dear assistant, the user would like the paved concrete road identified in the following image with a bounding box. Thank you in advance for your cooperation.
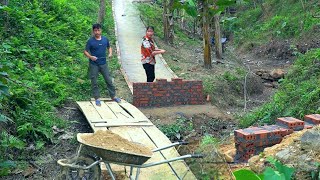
[113,0,177,92]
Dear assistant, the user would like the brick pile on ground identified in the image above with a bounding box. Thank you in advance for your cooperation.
[234,114,320,162]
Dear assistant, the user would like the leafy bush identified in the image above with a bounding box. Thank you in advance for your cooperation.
[263,157,294,180]
[0,0,118,176]
[233,169,262,180]
[203,77,215,95]
[0,160,16,176]
[201,135,218,145]
[233,157,294,180]
[158,117,193,140]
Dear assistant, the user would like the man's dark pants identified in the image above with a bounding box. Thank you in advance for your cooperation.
[89,63,116,99]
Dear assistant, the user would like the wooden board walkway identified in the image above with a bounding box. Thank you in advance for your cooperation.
[77,99,196,180]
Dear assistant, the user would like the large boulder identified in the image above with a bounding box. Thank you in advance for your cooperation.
[300,126,320,150]
[255,69,285,81]
[270,69,285,79]
[248,126,320,179]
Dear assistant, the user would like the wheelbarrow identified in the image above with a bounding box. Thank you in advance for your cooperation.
[57,133,203,180]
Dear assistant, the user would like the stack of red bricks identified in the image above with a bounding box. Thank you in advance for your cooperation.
[133,78,204,107]
[234,114,320,162]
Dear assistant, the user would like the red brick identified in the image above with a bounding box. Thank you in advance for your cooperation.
[277,117,305,131]
[304,114,320,125]
[172,78,183,84]
[304,124,313,129]
[156,78,167,83]
[234,129,257,141]
[139,98,150,101]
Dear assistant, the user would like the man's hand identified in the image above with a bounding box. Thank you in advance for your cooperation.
[90,56,98,61]
[108,47,113,58]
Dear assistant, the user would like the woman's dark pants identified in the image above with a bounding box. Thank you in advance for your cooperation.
[143,63,155,82]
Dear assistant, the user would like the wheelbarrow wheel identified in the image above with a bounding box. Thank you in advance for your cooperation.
[57,155,101,180]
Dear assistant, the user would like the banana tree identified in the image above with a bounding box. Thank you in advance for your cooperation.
[202,0,235,68]
[163,0,198,44]
[180,0,235,68]
[162,0,235,68]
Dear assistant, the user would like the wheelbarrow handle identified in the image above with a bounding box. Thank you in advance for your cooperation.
[152,141,189,152]
[57,157,102,170]
[178,141,189,145]
[134,154,204,168]
[191,154,204,158]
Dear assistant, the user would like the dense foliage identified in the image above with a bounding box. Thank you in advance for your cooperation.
[226,0,320,47]
[233,157,295,180]
[235,0,320,127]
[0,0,117,176]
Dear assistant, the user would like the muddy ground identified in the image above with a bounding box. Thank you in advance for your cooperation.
[3,30,316,180]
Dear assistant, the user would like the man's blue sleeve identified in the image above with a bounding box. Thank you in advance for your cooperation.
[85,39,91,51]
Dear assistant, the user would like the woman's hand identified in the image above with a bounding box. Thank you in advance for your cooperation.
[152,49,166,55]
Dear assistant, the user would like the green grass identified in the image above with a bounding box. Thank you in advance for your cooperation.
[0,0,118,176]
[227,0,320,47]
[136,3,164,38]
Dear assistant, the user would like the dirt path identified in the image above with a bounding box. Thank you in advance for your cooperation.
[140,103,232,124]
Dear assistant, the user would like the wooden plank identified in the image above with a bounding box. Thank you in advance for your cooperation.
[77,101,102,120]
[105,101,136,122]
[109,126,178,179]
[89,119,141,123]
[88,100,117,123]
[76,101,107,131]
[119,100,149,122]
[95,122,153,127]
[142,126,196,179]
[90,97,112,101]
[77,100,195,179]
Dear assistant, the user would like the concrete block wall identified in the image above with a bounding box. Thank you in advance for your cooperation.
[132,78,204,107]
[234,114,320,162]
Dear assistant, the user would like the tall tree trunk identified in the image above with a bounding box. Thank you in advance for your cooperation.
[214,14,222,60]
[202,0,211,69]
[180,9,185,29]
[97,0,106,24]
[1,0,8,5]
[1,0,9,33]
[193,18,196,37]
[168,7,174,44]
[163,0,169,41]
[163,0,174,44]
